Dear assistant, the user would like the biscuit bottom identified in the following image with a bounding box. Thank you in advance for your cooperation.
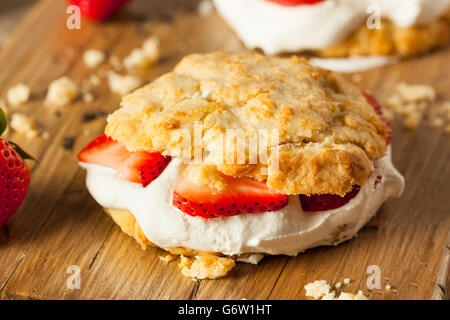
[104,207,237,279]
[315,15,450,58]
[103,207,359,280]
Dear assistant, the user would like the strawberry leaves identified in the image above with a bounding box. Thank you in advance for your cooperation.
[0,108,6,136]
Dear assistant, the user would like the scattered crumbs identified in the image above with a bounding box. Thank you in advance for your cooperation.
[410,282,418,288]
[343,278,351,285]
[10,113,38,139]
[42,132,50,139]
[304,280,331,300]
[109,55,122,71]
[82,110,106,123]
[83,49,106,68]
[89,74,101,87]
[45,76,78,107]
[385,285,391,290]
[351,73,363,83]
[83,129,91,136]
[159,254,175,263]
[335,282,342,289]
[7,83,30,107]
[304,280,369,300]
[123,36,160,71]
[83,92,94,103]
[107,71,142,96]
[62,136,76,151]
[198,0,214,16]
[385,82,437,129]
[321,291,336,300]
[178,255,235,280]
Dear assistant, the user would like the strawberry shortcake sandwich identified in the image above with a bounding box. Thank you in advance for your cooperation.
[78,52,404,279]
[213,0,450,71]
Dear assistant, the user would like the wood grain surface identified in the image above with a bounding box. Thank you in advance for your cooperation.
[0,0,448,300]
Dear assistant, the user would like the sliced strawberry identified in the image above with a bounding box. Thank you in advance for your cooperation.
[265,0,325,6]
[173,174,289,218]
[364,92,392,145]
[77,134,170,187]
[299,185,360,212]
[69,0,130,21]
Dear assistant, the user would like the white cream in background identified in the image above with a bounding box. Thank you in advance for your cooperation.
[213,0,450,55]
[79,147,404,258]
[309,55,397,73]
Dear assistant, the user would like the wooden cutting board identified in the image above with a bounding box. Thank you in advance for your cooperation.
[0,0,448,300]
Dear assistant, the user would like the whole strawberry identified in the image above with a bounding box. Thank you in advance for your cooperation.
[69,0,131,21]
[0,108,32,228]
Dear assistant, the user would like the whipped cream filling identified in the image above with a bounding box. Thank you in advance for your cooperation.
[79,147,404,257]
[213,0,450,55]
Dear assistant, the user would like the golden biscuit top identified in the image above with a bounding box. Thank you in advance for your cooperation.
[106,52,388,195]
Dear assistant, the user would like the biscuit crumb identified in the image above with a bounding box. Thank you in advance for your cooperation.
[7,83,30,107]
[83,92,94,103]
[305,280,369,300]
[198,0,214,16]
[109,55,122,71]
[178,255,235,280]
[45,77,78,107]
[343,278,351,284]
[335,282,342,289]
[337,290,369,300]
[10,113,38,139]
[123,36,160,71]
[385,285,391,290]
[304,280,331,299]
[386,83,437,129]
[159,254,175,263]
[83,49,106,68]
[89,74,101,87]
[107,71,142,96]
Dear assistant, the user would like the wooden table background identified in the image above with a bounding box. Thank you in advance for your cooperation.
[0,0,448,300]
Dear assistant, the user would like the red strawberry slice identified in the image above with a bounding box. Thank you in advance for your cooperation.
[299,185,361,212]
[364,92,392,145]
[69,0,130,21]
[77,134,170,187]
[173,174,289,218]
[265,0,325,6]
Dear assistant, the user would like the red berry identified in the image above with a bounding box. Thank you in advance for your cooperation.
[299,185,360,212]
[69,0,130,21]
[364,92,392,145]
[0,139,31,227]
[173,174,289,218]
[77,134,170,187]
[265,0,325,6]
